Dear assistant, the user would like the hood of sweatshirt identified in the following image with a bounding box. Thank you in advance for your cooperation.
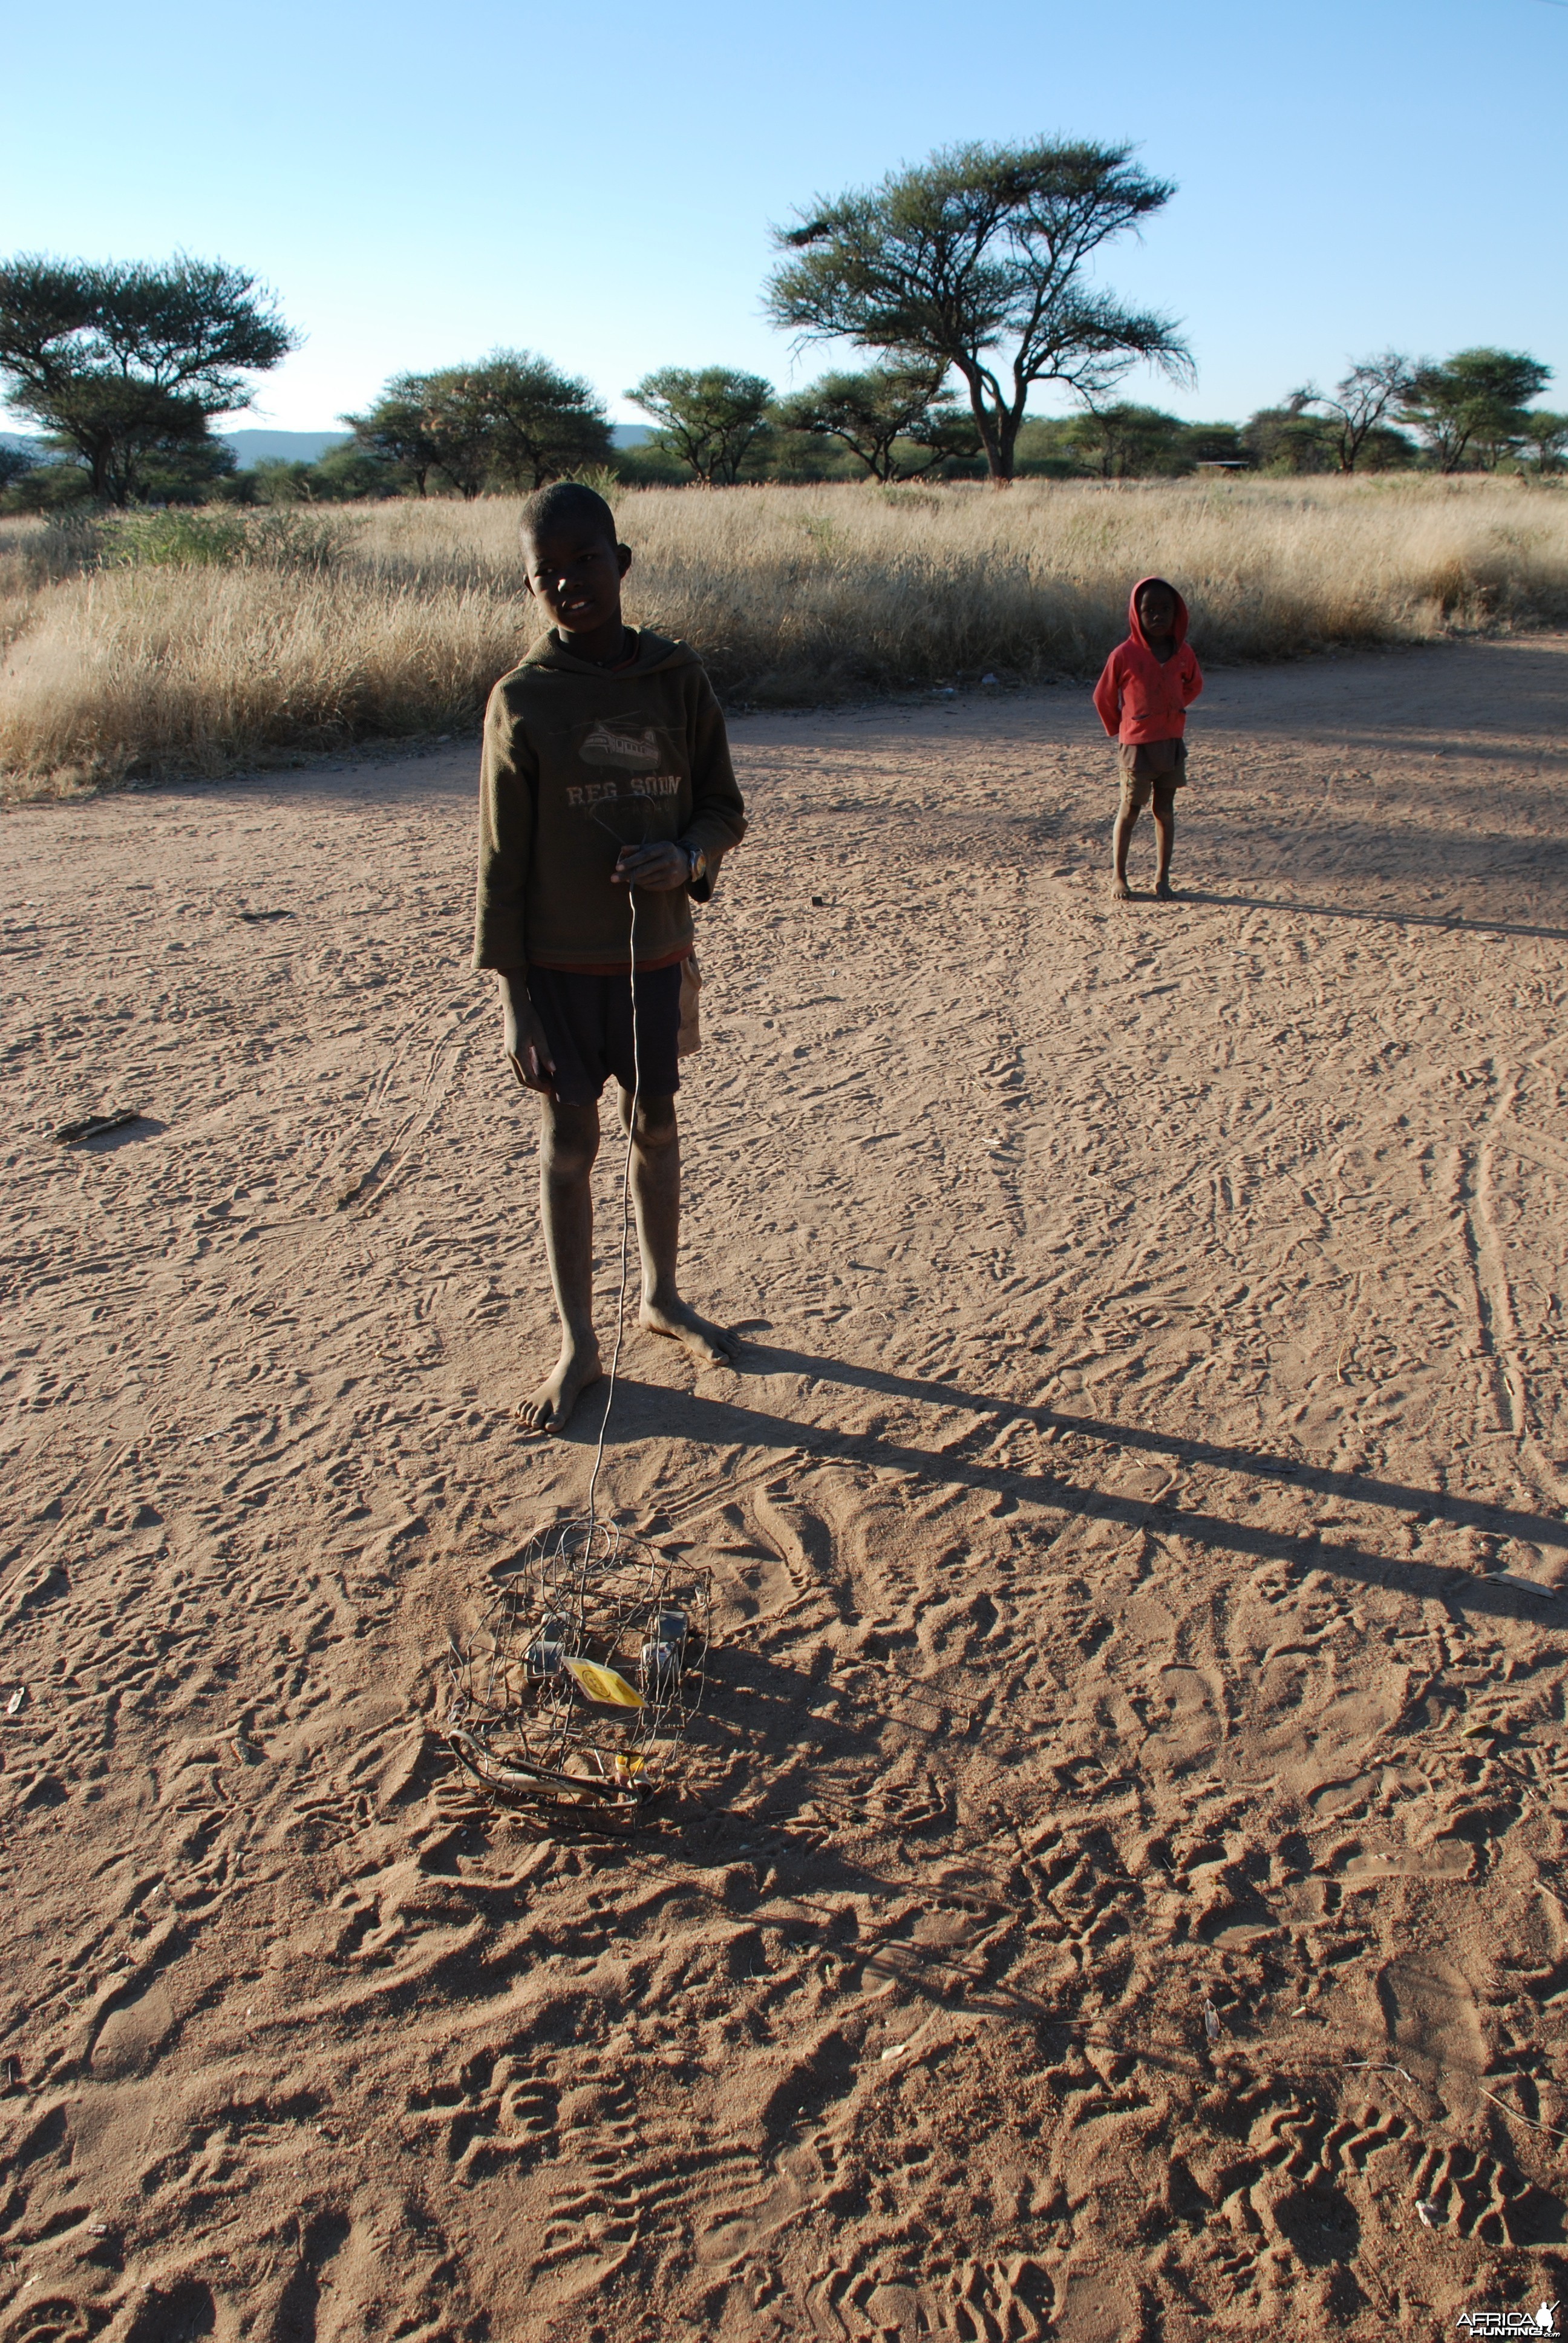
[1126,577,1189,652]
[521,626,697,678]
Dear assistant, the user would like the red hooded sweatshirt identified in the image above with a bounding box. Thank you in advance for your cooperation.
[1092,576,1203,746]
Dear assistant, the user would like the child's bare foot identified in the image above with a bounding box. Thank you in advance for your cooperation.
[1154,877,1175,901]
[639,1297,738,1368]
[1112,877,1134,901]
[518,1337,603,1434]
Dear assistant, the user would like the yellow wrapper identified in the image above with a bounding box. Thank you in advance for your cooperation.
[563,1657,644,1710]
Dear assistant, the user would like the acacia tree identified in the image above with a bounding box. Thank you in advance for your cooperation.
[1291,353,1414,473]
[1065,402,1190,479]
[1400,348,1552,471]
[342,376,442,494]
[346,353,610,497]
[464,352,612,489]
[412,370,494,499]
[1240,406,1334,473]
[1521,411,1568,474]
[773,365,979,479]
[628,367,774,483]
[766,139,1191,484]
[0,255,295,503]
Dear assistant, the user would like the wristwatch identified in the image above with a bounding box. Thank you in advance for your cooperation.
[684,843,708,883]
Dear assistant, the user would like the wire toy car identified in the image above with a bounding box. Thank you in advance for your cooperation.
[445,1519,712,1814]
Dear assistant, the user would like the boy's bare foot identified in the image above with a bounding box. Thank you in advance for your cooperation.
[1112,877,1134,901]
[519,1337,603,1434]
[1154,877,1175,901]
[639,1297,738,1367]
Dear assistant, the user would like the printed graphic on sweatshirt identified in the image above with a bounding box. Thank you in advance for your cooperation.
[579,718,662,772]
[566,710,686,810]
[566,773,682,809]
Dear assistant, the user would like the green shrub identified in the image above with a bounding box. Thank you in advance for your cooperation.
[102,510,252,567]
[100,507,342,572]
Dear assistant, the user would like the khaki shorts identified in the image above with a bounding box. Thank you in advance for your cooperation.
[1119,739,1187,812]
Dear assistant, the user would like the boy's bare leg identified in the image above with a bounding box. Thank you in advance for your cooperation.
[1112,799,1139,900]
[1153,805,1175,899]
[520,1097,604,1434]
[619,1087,737,1366]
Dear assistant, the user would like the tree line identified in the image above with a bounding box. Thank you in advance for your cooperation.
[2,140,1563,511]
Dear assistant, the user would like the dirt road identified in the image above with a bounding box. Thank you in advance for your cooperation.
[3,637,1568,2339]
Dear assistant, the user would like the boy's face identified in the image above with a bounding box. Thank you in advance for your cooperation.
[1136,584,1178,640]
[521,525,632,640]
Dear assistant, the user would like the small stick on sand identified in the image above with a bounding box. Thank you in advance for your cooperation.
[1478,2085,1568,2143]
[54,1109,142,1145]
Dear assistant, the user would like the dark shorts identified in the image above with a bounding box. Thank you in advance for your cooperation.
[1120,771,1181,815]
[526,961,683,1108]
[1118,738,1187,812]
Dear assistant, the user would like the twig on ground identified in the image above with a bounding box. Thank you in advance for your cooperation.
[1478,2085,1568,2143]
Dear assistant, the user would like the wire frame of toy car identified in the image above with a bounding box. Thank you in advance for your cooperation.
[445,1519,711,1814]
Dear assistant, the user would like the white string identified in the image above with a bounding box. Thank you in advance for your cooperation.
[582,879,641,1546]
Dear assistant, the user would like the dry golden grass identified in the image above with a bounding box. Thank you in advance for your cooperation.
[3,475,1566,797]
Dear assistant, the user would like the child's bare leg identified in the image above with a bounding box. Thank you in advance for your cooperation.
[1153,804,1175,899]
[1112,799,1139,900]
[520,1097,604,1434]
[619,1087,737,1367]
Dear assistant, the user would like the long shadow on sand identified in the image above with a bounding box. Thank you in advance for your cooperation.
[568,1348,1567,1627]
[1176,888,1568,944]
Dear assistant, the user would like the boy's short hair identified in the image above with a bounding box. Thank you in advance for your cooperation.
[518,479,618,555]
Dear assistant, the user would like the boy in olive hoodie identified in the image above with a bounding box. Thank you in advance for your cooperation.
[1093,575,1203,902]
[473,482,748,1434]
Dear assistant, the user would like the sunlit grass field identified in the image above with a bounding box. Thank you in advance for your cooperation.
[2,476,1565,796]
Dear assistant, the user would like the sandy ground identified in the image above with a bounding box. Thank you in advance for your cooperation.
[4,636,1568,2342]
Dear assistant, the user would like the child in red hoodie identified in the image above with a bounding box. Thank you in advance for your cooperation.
[1093,575,1203,902]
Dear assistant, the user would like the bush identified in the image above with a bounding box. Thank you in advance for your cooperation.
[312,443,408,500]
[2,458,95,514]
[99,506,343,572]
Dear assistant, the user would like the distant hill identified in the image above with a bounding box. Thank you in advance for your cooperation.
[2,421,658,472]
[221,430,349,468]
[224,424,653,467]
[4,429,359,470]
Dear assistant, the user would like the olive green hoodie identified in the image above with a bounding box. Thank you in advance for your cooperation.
[471,628,747,974]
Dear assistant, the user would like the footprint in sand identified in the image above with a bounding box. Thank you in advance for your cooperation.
[1145,1663,1223,1770]
[264,2209,351,2342]
[694,2144,826,2265]
[1377,1955,1486,2092]
[91,1979,176,2078]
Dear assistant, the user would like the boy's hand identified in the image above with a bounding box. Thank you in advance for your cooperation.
[613,842,690,892]
[496,971,555,1092]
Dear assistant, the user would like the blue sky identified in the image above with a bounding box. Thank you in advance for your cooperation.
[4,0,1563,432]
